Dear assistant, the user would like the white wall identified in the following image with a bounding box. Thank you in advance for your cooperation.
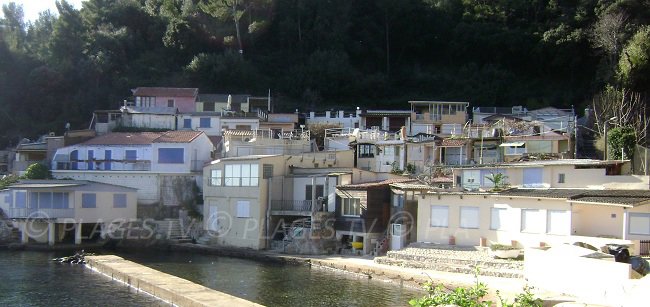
[52,172,160,205]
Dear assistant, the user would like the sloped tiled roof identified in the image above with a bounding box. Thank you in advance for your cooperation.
[497,188,650,207]
[132,87,198,97]
[337,178,415,190]
[82,131,203,145]
[440,139,468,147]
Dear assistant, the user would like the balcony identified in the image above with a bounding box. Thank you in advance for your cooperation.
[7,208,75,219]
[53,160,152,171]
[271,200,312,216]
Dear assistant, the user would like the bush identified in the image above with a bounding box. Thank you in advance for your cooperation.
[24,163,50,179]
[489,244,519,251]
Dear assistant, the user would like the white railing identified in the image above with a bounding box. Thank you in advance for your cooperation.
[8,208,75,219]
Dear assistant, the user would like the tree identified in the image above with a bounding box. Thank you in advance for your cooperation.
[199,0,271,57]
[24,163,50,179]
[591,86,648,146]
[1,2,26,52]
[618,26,650,91]
[608,126,636,160]
[590,11,628,83]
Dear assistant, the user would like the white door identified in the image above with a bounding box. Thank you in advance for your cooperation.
[207,205,219,231]
[391,224,404,250]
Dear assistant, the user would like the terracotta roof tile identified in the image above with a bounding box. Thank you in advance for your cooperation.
[82,131,203,145]
[440,139,468,147]
[153,131,203,143]
[338,178,415,190]
[133,87,198,97]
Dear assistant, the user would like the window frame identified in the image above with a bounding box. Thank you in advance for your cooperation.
[199,117,211,128]
[210,169,222,186]
[183,118,192,129]
[459,206,480,229]
[157,148,185,164]
[113,193,127,208]
[629,213,650,235]
[490,207,507,230]
[430,205,449,228]
[521,209,544,233]
[81,193,97,208]
[236,200,251,218]
[342,198,361,217]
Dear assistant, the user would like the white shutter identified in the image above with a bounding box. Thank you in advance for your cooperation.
[521,209,544,233]
[547,210,570,235]
[236,200,251,218]
[490,207,507,230]
[629,213,650,235]
[430,206,449,227]
[460,207,480,229]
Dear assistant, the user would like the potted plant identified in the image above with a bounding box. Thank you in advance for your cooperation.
[489,244,521,259]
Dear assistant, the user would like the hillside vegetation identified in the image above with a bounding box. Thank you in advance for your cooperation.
[1,0,649,147]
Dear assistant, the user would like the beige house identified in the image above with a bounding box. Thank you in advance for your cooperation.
[408,101,469,136]
[1,180,137,245]
[416,188,650,253]
[454,159,648,191]
[202,151,355,250]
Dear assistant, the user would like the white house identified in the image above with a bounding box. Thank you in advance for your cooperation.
[50,131,213,207]
[416,188,650,252]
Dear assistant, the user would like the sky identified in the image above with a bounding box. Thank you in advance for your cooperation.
[0,0,86,23]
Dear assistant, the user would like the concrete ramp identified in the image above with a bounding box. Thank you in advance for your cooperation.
[85,255,263,307]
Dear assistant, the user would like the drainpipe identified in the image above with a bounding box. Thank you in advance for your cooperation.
[266,177,272,249]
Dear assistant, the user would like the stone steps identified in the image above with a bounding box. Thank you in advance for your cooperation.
[374,256,523,279]
[385,250,523,271]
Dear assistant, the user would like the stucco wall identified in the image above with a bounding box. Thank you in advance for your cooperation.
[52,172,160,205]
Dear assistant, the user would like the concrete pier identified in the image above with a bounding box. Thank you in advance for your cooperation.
[85,255,263,307]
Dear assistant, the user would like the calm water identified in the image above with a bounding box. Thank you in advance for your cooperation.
[0,250,420,306]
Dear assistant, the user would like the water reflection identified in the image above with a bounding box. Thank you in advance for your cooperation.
[118,250,420,307]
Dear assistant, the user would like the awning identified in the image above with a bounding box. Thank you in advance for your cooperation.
[499,142,525,147]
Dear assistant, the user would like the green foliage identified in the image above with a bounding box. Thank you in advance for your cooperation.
[24,163,50,179]
[618,26,650,90]
[485,173,508,191]
[409,269,491,307]
[607,126,636,160]
[409,271,542,307]
[498,286,543,307]
[0,174,20,189]
[405,163,416,175]
[1,0,650,146]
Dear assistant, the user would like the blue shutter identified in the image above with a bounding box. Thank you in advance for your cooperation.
[183,118,192,128]
[523,168,543,187]
[158,148,184,164]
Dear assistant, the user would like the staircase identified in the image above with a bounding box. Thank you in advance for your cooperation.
[0,208,21,243]
[155,219,193,243]
[374,244,523,278]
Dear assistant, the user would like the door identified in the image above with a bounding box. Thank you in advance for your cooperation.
[391,223,405,250]
[105,150,112,170]
[207,204,219,232]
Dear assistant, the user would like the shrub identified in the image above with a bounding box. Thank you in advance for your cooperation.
[489,244,519,251]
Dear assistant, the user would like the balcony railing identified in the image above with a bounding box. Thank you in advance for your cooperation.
[8,208,75,219]
[271,200,312,212]
[53,160,151,171]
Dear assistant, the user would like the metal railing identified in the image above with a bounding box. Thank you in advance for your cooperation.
[53,160,152,171]
[8,208,75,219]
[271,200,312,212]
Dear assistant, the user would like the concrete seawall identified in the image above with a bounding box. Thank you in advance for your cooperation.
[85,255,263,307]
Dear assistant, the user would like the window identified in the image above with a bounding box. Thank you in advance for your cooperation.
[236,200,251,218]
[235,125,251,130]
[460,206,480,229]
[490,207,507,230]
[224,164,259,186]
[82,193,96,208]
[430,206,449,227]
[158,148,184,164]
[629,213,650,235]
[358,144,374,158]
[113,194,127,208]
[522,168,543,188]
[305,185,324,200]
[204,102,215,112]
[183,118,192,129]
[547,210,570,235]
[167,99,174,107]
[14,191,26,208]
[125,150,137,161]
[393,194,404,208]
[52,193,68,209]
[200,118,211,128]
[210,169,222,186]
[342,198,361,216]
[558,173,565,184]
[521,209,544,233]
[505,144,526,155]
